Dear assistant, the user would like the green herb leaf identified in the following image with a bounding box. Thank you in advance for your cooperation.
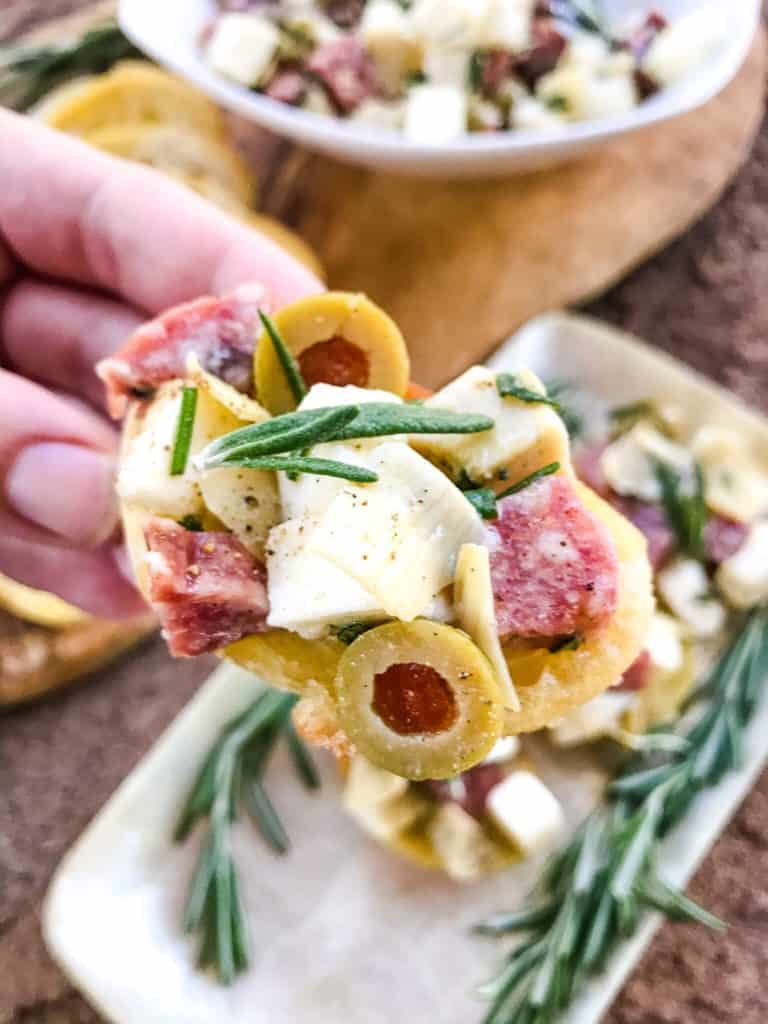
[229,454,379,483]
[497,373,562,410]
[548,632,583,653]
[610,400,655,424]
[545,379,584,439]
[206,405,360,467]
[332,620,382,645]
[170,386,198,476]
[654,458,707,559]
[464,487,499,520]
[497,462,560,500]
[259,310,307,406]
[178,514,204,532]
[284,722,322,790]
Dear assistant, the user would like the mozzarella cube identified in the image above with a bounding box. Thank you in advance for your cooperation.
[351,97,407,132]
[482,734,521,765]
[600,423,693,503]
[404,84,467,144]
[117,384,204,517]
[343,754,409,810]
[480,0,534,51]
[646,611,684,674]
[486,771,565,856]
[308,442,484,621]
[429,802,501,882]
[643,6,725,86]
[563,31,610,69]
[657,557,726,638]
[513,96,568,131]
[716,521,768,610]
[550,691,635,746]
[413,365,569,483]
[422,47,470,88]
[279,384,402,520]
[266,518,385,638]
[408,0,494,49]
[691,426,768,524]
[206,13,279,87]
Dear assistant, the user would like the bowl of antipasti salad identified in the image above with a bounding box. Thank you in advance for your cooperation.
[45,293,765,1021]
[119,0,757,174]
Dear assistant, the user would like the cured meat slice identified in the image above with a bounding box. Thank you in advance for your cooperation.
[307,37,377,114]
[144,518,268,657]
[703,515,749,565]
[616,648,651,691]
[487,475,619,641]
[423,763,504,821]
[98,283,266,418]
[612,496,675,571]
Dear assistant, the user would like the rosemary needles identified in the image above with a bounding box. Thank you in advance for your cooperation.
[475,607,768,1024]
[175,688,320,984]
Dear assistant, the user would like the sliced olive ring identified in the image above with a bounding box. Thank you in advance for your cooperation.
[255,292,410,413]
[333,620,504,781]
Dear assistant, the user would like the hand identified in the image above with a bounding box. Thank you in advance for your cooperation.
[0,110,321,618]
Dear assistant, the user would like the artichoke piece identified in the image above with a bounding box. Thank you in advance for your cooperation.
[333,620,505,781]
[224,631,344,694]
[255,292,410,414]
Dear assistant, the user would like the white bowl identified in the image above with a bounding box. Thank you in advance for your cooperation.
[119,0,760,178]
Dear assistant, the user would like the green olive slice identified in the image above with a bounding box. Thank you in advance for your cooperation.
[333,620,504,780]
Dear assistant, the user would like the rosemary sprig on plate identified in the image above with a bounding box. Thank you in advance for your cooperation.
[175,688,320,984]
[0,23,140,111]
[475,606,768,1024]
[654,458,707,560]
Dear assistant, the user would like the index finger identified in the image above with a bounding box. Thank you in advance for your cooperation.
[0,109,322,313]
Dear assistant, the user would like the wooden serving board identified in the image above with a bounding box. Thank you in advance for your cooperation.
[275,31,766,388]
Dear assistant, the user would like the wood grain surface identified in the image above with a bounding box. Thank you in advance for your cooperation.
[1,4,768,1024]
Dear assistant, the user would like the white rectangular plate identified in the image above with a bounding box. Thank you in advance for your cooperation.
[45,313,768,1024]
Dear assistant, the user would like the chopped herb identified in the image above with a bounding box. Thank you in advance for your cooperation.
[170,386,198,476]
[610,399,655,423]
[468,51,484,91]
[546,94,569,112]
[497,373,562,411]
[259,310,307,406]
[545,379,584,439]
[455,469,479,491]
[332,621,382,645]
[549,632,583,653]
[406,69,427,85]
[497,462,560,500]
[654,459,707,560]
[175,688,320,984]
[178,514,204,532]
[231,455,379,483]
[464,487,499,520]
[476,608,768,1023]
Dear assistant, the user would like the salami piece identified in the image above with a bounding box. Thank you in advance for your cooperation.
[307,37,377,114]
[703,514,749,565]
[144,518,269,657]
[423,762,504,821]
[487,475,619,641]
[612,496,675,571]
[98,283,267,418]
[617,648,652,691]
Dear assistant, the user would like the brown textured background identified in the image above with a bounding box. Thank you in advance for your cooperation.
[1,3,768,1022]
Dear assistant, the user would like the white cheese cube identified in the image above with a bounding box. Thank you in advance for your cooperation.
[563,31,610,69]
[206,13,279,87]
[199,464,280,558]
[657,557,726,638]
[480,0,533,51]
[691,426,768,524]
[716,521,768,610]
[600,423,693,503]
[266,518,385,638]
[455,543,519,711]
[646,611,684,674]
[360,0,420,94]
[350,97,407,132]
[537,63,637,122]
[279,384,402,520]
[352,791,431,842]
[308,442,484,621]
[429,802,500,882]
[643,6,725,87]
[486,770,565,856]
[343,755,409,810]
[117,384,203,518]
[550,691,636,746]
[413,365,569,483]
[513,96,568,131]
[482,735,521,765]
[422,47,470,89]
[408,0,494,49]
[404,84,467,144]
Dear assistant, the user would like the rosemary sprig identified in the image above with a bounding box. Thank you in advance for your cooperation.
[497,373,562,412]
[475,607,768,1024]
[230,454,379,482]
[176,688,320,984]
[200,403,494,469]
[170,386,198,476]
[464,462,561,519]
[654,458,707,560]
[259,311,308,406]
[0,23,141,111]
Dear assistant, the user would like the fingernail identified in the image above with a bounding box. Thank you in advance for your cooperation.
[6,442,118,547]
